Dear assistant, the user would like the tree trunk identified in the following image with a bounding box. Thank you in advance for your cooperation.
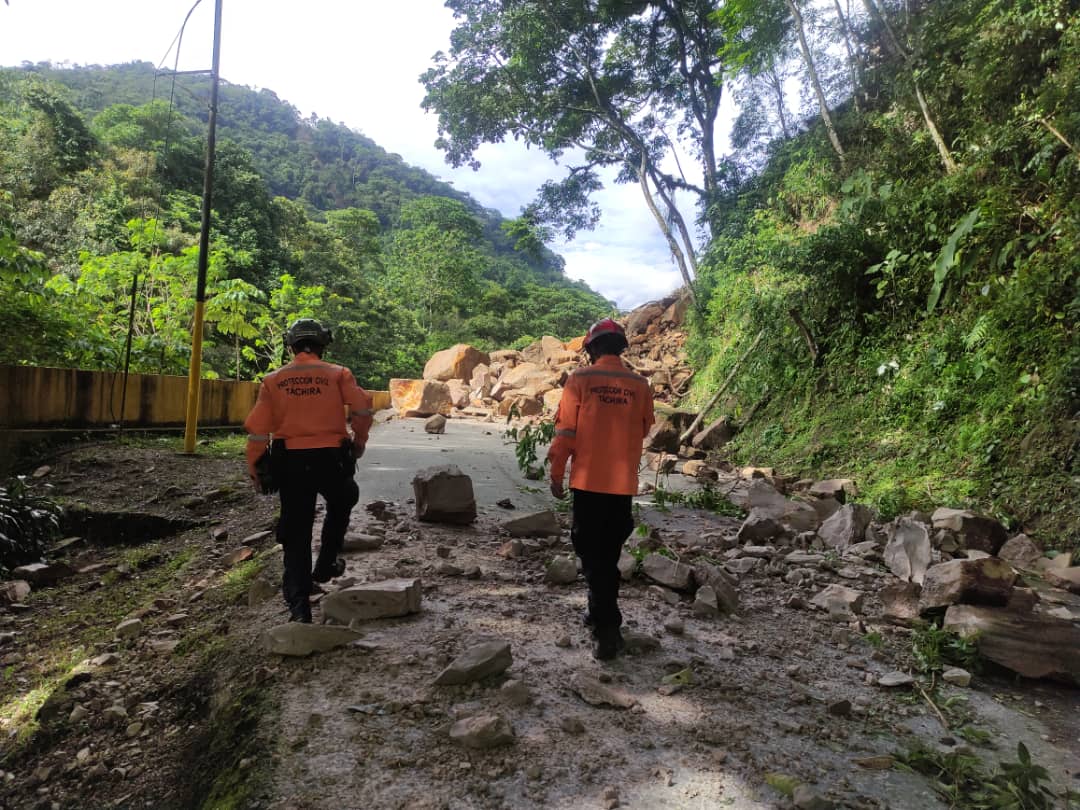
[767,64,792,139]
[832,0,864,111]
[785,0,846,165]
[637,155,697,302]
[914,82,957,174]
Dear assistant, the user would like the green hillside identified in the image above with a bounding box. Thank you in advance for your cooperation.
[0,61,611,387]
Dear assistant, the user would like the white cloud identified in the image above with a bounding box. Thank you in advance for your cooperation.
[0,0,703,308]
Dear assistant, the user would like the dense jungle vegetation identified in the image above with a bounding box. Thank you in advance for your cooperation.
[0,61,611,387]
[421,0,1077,545]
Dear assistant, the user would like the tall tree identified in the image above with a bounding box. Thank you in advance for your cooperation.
[421,0,725,295]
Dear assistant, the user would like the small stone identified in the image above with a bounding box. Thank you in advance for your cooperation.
[248,578,277,606]
[793,783,835,810]
[942,667,971,687]
[68,705,88,724]
[435,641,513,685]
[827,699,852,717]
[663,617,685,635]
[115,618,143,639]
[125,721,143,738]
[560,716,586,735]
[500,679,531,706]
[546,556,578,585]
[424,413,447,434]
[449,713,515,749]
[878,671,915,688]
[102,704,128,722]
[554,635,572,648]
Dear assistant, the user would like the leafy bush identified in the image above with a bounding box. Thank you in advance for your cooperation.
[911,622,981,674]
[505,417,556,476]
[0,478,62,574]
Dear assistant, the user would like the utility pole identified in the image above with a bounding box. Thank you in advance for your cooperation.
[182,0,223,454]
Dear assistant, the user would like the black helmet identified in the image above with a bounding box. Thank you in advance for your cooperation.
[284,318,332,349]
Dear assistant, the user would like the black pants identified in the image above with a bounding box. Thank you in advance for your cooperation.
[277,446,360,614]
[571,489,634,632]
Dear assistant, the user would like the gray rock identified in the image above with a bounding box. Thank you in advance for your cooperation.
[622,629,661,653]
[545,556,578,585]
[642,553,694,591]
[262,624,363,656]
[884,517,931,584]
[435,640,512,685]
[449,714,515,749]
[692,585,721,618]
[69,705,89,724]
[663,616,685,635]
[998,534,1042,569]
[0,580,31,603]
[809,478,858,503]
[692,562,739,612]
[931,508,1008,554]
[878,671,915,687]
[736,509,784,543]
[502,510,561,538]
[618,551,637,581]
[321,578,423,622]
[11,562,74,586]
[691,416,734,451]
[810,584,865,614]
[570,673,637,708]
[342,533,385,552]
[724,557,762,576]
[880,581,921,625]
[793,783,835,810]
[241,530,274,546]
[499,679,531,706]
[424,414,447,434]
[115,619,143,640]
[785,552,825,565]
[818,504,874,551]
[560,715,586,735]
[247,578,277,607]
[919,558,1016,612]
[942,667,971,687]
[412,465,477,525]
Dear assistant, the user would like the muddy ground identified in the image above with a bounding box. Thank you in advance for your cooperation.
[0,427,1077,810]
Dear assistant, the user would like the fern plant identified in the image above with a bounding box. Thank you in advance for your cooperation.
[0,477,61,574]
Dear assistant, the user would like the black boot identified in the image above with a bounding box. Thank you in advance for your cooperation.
[593,626,624,661]
[288,601,312,623]
[311,557,345,583]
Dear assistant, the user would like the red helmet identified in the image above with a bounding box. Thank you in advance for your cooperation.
[584,318,626,348]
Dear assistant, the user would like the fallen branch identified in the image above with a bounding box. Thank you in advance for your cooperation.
[1038,117,1080,159]
[788,308,819,365]
[678,329,765,445]
[917,678,950,731]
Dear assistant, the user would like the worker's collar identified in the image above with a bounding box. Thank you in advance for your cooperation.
[291,351,323,362]
[591,354,626,368]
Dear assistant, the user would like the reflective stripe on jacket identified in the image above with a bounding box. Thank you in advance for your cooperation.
[547,354,654,496]
[243,352,373,476]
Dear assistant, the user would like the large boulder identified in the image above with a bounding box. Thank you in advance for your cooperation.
[412,465,477,524]
[997,534,1042,569]
[446,379,471,409]
[539,335,566,365]
[818,504,874,551]
[644,408,697,453]
[944,605,1080,684]
[423,344,490,382]
[322,578,423,622]
[691,416,734,451]
[919,558,1016,612]
[263,624,363,657]
[879,581,921,625]
[491,363,556,400]
[389,379,452,418]
[931,508,1008,554]
[469,364,492,399]
[11,562,74,587]
[435,641,513,685]
[745,480,819,532]
[502,511,561,538]
[641,553,694,591]
[625,302,665,335]
[883,517,932,584]
[809,479,858,503]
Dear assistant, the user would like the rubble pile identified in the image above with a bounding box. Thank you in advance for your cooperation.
[389,291,694,420]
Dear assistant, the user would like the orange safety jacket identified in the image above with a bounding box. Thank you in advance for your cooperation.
[243,352,374,478]
[547,354,655,496]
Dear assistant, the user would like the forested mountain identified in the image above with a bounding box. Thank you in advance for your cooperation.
[423,0,1077,544]
[0,61,612,387]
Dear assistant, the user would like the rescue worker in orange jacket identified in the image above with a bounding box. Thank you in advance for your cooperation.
[548,318,654,659]
[244,318,373,623]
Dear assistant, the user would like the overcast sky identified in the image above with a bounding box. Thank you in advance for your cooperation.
[0,0,729,309]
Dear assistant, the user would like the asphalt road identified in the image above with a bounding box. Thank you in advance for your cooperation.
[357,417,553,514]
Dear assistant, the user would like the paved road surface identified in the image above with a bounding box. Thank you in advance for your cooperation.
[358,417,553,513]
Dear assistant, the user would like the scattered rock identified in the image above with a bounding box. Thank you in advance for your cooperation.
[424,414,447,434]
[944,605,1080,684]
[115,618,143,640]
[262,624,364,657]
[810,585,865,615]
[736,509,784,543]
[449,714,515,749]
[545,556,578,585]
[570,673,637,708]
[883,517,931,584]
[412,465,477,525]
[879,581,921,625]
[502,510,561,538]
[435,641,513,685]
[641,553,694,591]
[559,715,586,735]
[997,534,1043,569]
[818,504,874,551]
[809,479,858,503]
[11,562,74,587]
[663,617,685,635]
[424,344,490,383]
[499,679,531,706]
[321,578,423,622]
[389,378,452,418]
[342,533,384,552]
[222,547,255,566]
[0,580,31,604]
[793,784,835,810]
[618,551,637,581]
[877,671,915,688]
[942,667,971,687]
[621,630,660,654]
[248,578,277,607]
[919,558,1016,612]
[931,508,1008,554]
[692,585,721,618]
[1044,566,1080,595]
[241,530,274,546]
